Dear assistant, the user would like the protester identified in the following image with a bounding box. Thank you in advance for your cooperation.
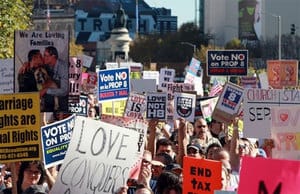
[0,161,47,194]
[191,117,222,152]
[156,171,182,194]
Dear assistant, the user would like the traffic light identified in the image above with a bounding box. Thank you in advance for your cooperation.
[291,24,296,35]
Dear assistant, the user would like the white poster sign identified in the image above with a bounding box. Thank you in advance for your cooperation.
[174,92,196,122]
[212,82,243,124]
[0,59,14,94]
[271,106,300,160]
[243,88,300,138]
[51,116,140,194]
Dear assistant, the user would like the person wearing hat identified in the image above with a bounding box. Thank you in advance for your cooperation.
[186,143,204,159]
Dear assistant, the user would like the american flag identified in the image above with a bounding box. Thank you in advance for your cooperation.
[209,83,223,97]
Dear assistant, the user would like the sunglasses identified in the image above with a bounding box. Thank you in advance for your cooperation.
[239,144,248,149]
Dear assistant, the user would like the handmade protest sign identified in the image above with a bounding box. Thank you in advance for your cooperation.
[243,88,300,138]
[238,156,300,194]
[69,57,82,103]
[212,82,243,124]
[51,116,141,194]
[146,92,167,120]
[100,114,148,179]
[267,60,298,89]
[41,114,75,168]
[174,92,196,122]
[200,96,219,119]
[0,92,41,162]
[0,59,14,94]
[183,156,222,194]
[158,68,175,91]
[124,92,147,119]
[271,106,300,160]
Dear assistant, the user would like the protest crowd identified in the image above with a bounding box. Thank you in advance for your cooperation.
[1,30,297,194]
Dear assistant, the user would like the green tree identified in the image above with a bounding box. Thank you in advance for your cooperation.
[0,0,34,58]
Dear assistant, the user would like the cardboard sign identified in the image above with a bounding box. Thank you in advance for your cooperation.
[81,54,93,68]
[267,60,298,89]
[101,100,126,116]
[130,79,157,93]
[51,116,141,194]
[0,93,41,162]
[174,92,196,122]
[0,59,14,94]
[69,57,82,103]
[146,92,167,120]
[212,82,243,124]
[183,157,222,194]
[243,88,300,138]
[238,156,300,194]
[41,114,75,168]
[158,68,175,91]
[258,72,269,89]
[81,72,97,94]
[271,106,300,160]
[207,50,248,76]
[143,71,159,85]
[100,114,148,179]
[124,92,147,119]
[98,68,130,102]
[200,96,219,119]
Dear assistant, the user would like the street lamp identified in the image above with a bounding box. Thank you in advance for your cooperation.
[262,12,281,60]
[180,42,196,55]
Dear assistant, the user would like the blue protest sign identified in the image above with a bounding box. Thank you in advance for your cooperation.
[41,114,75,168]
[98,68,130,102]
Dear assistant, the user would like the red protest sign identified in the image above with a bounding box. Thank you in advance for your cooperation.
[183,156,222,194]
[239,156,300,194]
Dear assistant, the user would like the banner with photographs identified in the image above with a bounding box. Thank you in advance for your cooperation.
[14,30,69,113]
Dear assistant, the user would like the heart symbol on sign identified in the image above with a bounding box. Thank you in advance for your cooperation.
[280,113,288,122]
[286,134,295,141]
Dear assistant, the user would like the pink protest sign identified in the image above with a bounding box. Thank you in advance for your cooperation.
[271,106,300,160]
[238,156,300,194]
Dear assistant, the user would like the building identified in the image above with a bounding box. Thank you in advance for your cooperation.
[32,0,177,68]
[203,0,300,46]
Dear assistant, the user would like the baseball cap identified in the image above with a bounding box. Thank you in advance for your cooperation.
[257,148,267,158]
[187,143,204,154]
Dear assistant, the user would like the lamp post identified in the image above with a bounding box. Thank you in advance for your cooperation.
[263,12,281,60]
[180,42,196,56]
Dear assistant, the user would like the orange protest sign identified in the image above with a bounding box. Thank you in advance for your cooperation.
[267,60,298,89]
[238,156,300,194]
[183,156,222,194]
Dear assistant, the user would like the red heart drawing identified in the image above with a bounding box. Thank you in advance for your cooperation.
[280,113,288,122]
[286,134,295,141]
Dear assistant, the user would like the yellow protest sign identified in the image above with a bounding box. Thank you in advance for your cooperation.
[0,92,41,162]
